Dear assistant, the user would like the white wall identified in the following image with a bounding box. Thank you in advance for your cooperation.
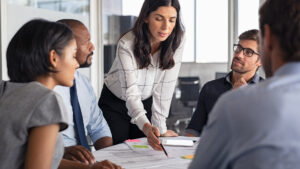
[179,62,265,86]
[1,4,90,80]
[238,0,259,36]
[179,62,228,85]
[0,1,6,81]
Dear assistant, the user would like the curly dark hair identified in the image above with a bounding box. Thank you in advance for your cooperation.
[131,0,184,70]
[259,0,300,61]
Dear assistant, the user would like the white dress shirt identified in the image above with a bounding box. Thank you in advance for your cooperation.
[105,31,185,134]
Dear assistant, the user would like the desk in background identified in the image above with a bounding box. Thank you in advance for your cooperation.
[93,136,199,169]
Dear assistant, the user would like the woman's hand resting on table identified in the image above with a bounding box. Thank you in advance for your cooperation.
[161,130,178,137]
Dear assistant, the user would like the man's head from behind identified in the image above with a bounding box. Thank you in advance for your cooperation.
[231,29,261,75]
[259,0,300,77]
[57,19,95,68]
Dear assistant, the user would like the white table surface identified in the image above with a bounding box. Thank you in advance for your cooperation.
[93,136,199,169]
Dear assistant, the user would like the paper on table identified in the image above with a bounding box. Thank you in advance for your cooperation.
[125,139,153,151]
[93,137,199,169]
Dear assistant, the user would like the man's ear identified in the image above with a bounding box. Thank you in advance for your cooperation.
[263,24,273,52]
[49,49,58,69]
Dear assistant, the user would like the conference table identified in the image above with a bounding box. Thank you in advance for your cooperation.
[93,136,199,169]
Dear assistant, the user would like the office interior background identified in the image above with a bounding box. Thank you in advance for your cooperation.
[0,0,265,134]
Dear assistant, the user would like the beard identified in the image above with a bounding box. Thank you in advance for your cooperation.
[231,64,247,74]
[80,52,93,68]
[231,57,247,74]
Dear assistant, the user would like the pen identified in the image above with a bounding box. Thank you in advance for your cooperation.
[156,136,168,157]
[160,142,168,157]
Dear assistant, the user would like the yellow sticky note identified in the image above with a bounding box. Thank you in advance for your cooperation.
[181,154,194,159]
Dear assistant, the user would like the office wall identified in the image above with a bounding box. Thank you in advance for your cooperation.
[179,62,265,87]
[260,0,266,6]
[179,62,228,86]
[1,4,89,80]
[102,0,122,45]
[0,2,2,81]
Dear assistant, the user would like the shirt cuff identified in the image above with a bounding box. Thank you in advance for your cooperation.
[135,114,150,132]
[155,122,167,135]
[90,130,112,144]
[62,134,77,147]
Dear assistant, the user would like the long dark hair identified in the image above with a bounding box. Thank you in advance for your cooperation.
[132,0,184,70]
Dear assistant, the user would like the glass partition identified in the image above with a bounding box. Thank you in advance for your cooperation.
[8,0,89,15]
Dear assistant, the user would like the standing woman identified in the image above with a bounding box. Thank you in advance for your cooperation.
[0,19,78,169]
[99,0,185,150]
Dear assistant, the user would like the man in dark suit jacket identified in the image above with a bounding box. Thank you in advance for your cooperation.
[185,29,264,137]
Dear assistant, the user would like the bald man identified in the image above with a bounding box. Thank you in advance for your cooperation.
[54,19,113,165]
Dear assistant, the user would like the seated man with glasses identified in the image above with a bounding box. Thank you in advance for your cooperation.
[185,29,264,137]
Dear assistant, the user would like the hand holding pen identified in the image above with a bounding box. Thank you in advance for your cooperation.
[142,123,169,157]
[143,123,163,151]
[157,136,168,157]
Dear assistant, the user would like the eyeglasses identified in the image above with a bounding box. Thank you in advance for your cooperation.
[233,44,260,57]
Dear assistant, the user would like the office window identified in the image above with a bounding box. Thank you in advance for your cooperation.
[3,0,90,81]
[180,0,195,62]
[8,0,89,15]
[102,0,141,73]
[122,0,143,16]
[122,0,196,62]
[238,0,260,36]
[102,0,195,73]
[121,0,194,62]
[196,0,228,63]
[123,0,229,63]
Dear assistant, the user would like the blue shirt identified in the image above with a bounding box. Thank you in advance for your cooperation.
[54,71,112,147]
[189,62,300,169]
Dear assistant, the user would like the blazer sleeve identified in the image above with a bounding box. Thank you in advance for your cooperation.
[151,42,184,134]
[116,41,151,131]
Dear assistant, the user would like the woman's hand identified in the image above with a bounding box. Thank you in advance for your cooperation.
[142,123,162,151]
[161,130,178,137]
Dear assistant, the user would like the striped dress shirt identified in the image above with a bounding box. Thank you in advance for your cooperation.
[104,31,185,134]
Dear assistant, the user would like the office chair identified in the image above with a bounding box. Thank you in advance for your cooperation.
[168,76,201,135]
[178,77,201,108]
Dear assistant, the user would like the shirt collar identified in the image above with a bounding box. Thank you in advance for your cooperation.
[75,70,80,79]
[225,72,232,84]
[224,71,260,85]
[274,62,300,77]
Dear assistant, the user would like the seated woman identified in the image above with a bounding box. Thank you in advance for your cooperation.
[0,19,121,169]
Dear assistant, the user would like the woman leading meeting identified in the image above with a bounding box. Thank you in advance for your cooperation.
[98,0,185,150]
